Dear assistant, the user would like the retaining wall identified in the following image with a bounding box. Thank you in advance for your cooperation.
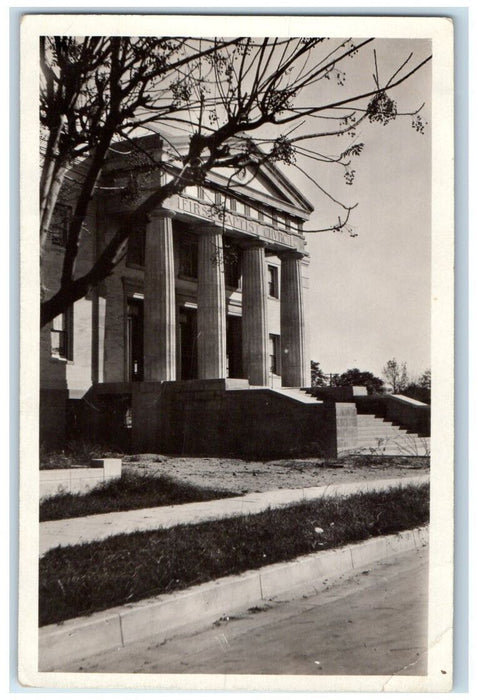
[132,379,357,458]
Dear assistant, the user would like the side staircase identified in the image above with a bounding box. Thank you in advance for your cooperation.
[298,386,430,456]
[355,413,430,456]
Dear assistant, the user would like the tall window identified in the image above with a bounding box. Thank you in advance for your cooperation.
[127,222,146,267]
[49,203,71,247]
[51,307,73,360]
[179,236,198,278]
[269,334,280,375]
[224,239,241,288]
[268,265,279,298]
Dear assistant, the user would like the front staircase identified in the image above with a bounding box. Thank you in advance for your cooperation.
[355,413,430,456]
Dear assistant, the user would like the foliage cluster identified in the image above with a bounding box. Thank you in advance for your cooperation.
[311,359,431,402]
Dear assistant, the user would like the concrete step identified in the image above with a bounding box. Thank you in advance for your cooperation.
[355,410,430,455]
[357,428,412,437]
[357,415,387,422]
[356,438,429,448]
[354,446,430,456]
[356,437,430,447]
[269,387,322,404]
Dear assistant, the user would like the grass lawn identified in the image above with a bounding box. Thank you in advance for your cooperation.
[40,472,239,522]
[40,483,429,626]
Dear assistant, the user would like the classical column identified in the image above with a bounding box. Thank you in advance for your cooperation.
[143,210,176,381]
[197,227,227,379]
[242,241,269,385]
[280,251,309,387]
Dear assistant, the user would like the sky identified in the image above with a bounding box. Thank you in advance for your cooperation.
[277,39,432,379]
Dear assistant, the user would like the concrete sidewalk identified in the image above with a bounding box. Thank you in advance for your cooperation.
[40,475,429,556]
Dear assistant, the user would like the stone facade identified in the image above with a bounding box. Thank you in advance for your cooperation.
[40,134,318,450]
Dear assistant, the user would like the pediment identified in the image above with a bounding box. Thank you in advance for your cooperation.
[210,160,313,218]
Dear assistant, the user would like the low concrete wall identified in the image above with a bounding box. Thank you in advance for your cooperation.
[40,459,122,499]
[333,403,358,454]
[384,395,430,436]
[132,379,354,458]
[307,385,368,401]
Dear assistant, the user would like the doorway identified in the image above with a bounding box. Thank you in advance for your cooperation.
[126,297,144,382]
[179,307,198,380]
[226,315,243,378]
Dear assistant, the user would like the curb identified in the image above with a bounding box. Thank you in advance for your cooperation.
[39,525,428,670]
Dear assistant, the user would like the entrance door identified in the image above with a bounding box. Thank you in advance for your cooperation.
[126,297,144,381]
[226,316,243,378]
[179,307,198,380]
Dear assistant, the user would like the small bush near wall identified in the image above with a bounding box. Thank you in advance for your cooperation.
[66,395,132,452]
[40,440,123,470]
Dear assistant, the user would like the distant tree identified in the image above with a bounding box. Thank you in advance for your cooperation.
[310,360,327,387]
[332,368,384,395]
[383,358,409,393]
[419,368,431,390]
[401,368,431,404]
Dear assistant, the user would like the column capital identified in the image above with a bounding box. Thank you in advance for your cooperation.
[278,249,305,261]
[147,207,177,221]
[240,238,267,250]
[196,223,222,236]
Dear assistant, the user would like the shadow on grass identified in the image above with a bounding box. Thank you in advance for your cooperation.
[40,472,239,522]
[40,483,429,626]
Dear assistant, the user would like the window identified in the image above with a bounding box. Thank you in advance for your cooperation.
[269,334,280,375]
[179,236,198,278]
[49,203,71,247]
[127,222,146,267]
[51,307,73,360]
[224,239,241,288]
[268,265,279,298]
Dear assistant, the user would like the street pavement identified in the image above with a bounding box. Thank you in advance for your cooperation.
[60,546,428,676]
[40,474,429,555]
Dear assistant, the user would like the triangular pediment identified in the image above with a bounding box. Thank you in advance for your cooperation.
[104,129,313,219]
[209,160,313,218]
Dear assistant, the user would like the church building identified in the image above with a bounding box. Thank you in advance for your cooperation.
[41,134,354,458]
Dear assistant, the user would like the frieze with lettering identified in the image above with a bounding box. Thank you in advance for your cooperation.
[167,194,302,250]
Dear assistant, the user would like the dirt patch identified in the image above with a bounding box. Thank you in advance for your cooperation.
[123,454,429,494]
